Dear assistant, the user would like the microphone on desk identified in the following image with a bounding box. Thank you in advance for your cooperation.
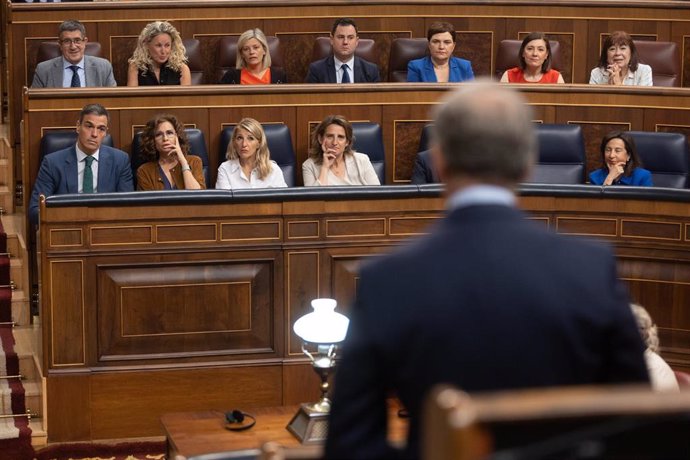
[225,409,256,431]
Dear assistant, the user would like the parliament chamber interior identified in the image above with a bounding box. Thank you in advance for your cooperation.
[3,0,690,458]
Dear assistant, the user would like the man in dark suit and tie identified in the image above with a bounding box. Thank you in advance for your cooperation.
[31,19,116,88]
[30,103,133,225]
[305,18,380,84]
[325,82,649,459]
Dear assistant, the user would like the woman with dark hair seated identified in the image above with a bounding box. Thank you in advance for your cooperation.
[589,31,652,86]
[136,114,205,190]
[406,21,474,83]
[589,130,652,186]
[221,28,286,84]
[500,32,564,84]
[215,118,287,189]
[302,115,380,186]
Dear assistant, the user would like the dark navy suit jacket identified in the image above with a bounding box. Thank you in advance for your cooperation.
[406,55,474,82]
[30,144,133,225]
[305,55,380,83]
[410,150,439,184]
[325,204,649,459]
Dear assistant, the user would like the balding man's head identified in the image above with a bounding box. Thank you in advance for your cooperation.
[433,81,537,186]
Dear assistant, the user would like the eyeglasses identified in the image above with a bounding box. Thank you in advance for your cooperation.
[60,38,85,46]
[155,130,176,140]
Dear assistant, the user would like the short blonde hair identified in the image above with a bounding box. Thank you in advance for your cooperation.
[236,28,271,70]
[630,303,659,353]
[129,21,187,74]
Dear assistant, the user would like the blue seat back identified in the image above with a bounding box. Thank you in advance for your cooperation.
[530,124,586,184]
[418,123,434,153]
[40,131,114,163]
[218,123,296,187]
[628,131,689,188]
[131,128,209,188]
[351,122,385,184]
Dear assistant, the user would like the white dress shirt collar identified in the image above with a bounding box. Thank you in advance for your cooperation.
[447,184,516,211]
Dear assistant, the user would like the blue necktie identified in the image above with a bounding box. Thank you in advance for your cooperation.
[69,65,81,88]
[83,156,94,193]
[341,64,351,83]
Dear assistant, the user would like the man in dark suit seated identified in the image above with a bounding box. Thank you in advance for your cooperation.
[31,19,115,88]
[410,149,439,184]
[325,82,650,460]
[29,103,133,225]
[305,18,380,84]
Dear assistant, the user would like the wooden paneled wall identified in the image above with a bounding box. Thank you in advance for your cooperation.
[38,186,690,440]
[9,0,690,148]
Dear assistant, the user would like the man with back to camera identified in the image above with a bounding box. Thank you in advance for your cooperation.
[32,19,116,88]
[305,18,380,83]
[29,103,133,225]
[324,81,649,459]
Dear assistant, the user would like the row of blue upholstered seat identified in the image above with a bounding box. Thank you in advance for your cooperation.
[38,122,386,188]
[419,124,690,188]
[39,123,689,188]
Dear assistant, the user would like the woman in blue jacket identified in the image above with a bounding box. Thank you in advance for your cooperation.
[589,130,652,186]
[407,21,474,83]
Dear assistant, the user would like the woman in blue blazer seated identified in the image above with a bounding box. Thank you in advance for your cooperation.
[589,130,652,186]
[407,21,474,83]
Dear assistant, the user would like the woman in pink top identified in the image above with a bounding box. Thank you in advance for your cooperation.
[501,32,564,84]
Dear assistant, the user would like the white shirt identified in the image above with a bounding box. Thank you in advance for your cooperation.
[215,159,287,190]
[75,144,99,193]
[62,57,85,88]
[645,349,679,392]
[334,56,355,83]
[447,184,517,211]
[589,63,653,86]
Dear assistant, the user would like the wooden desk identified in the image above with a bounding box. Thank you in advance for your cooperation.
[161,402,408,459]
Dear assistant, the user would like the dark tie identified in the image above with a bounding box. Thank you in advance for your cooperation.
[341,64,351,83]
[83,156,94,193]
[69,65,81,88]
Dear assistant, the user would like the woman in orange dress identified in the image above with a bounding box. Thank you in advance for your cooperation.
[220,28,286,84]
[500,32,564,84]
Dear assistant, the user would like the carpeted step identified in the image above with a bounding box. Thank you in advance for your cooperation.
[0,325,34,460]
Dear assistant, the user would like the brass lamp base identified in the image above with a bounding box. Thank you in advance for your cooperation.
[286,402,330,444]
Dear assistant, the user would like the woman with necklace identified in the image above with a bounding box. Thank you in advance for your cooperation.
[302,115,380,186]
[501,32,564,84]
[220,28,286,84]
[136,114,204,190]
[589,31,652,86]
[215,118,287,189]
[406,22,474,83]
[127,21,191,86]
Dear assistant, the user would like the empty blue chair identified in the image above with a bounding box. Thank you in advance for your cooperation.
[351,122,385,184]
[218,123,296,187]
[131,128,209,188]
[529,124,586,184]
[628,131,689,188]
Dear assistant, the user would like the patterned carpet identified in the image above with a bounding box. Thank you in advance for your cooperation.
[0,216,34,460]
[33,440,166,460]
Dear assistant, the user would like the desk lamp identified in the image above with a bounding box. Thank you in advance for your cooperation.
[287,298,349,444]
